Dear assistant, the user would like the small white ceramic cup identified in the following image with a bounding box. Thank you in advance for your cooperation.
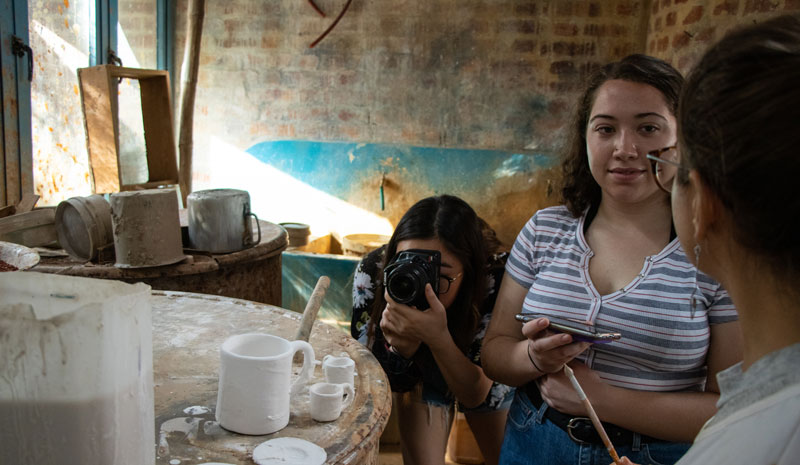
[322,354,355,388]
[309,382,354,422]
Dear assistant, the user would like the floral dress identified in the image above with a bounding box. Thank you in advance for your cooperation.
[351,245,514,410]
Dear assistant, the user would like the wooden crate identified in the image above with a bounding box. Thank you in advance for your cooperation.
[78,65,179,193]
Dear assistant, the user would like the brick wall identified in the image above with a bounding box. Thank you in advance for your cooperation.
[647,0,800,73]
[167,1,799,243]
[174,0,654,155]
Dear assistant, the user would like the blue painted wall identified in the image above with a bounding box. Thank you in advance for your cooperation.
[246,140,557,248]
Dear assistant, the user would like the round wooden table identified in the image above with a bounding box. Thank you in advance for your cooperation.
[31,220,287,306]
[151,291,391,465]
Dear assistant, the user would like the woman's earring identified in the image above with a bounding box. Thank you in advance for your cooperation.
[689,244,701,319]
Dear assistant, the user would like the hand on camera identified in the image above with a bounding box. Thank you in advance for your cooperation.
[522,316,591,375]
[382,284,448,349]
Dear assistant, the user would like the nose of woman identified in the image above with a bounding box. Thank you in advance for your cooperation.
[614,131,639,159]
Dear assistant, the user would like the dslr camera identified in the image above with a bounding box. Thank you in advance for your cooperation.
[383,249,441,310]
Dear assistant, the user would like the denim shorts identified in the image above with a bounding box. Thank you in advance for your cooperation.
[416,380,515,413]
[499,389,691,465]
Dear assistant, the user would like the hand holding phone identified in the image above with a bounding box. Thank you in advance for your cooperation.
[515,313,621,343]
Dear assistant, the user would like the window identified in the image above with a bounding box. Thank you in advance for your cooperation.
[0,0,171,206]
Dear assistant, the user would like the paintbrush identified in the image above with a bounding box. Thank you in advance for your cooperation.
[563,365,623,465]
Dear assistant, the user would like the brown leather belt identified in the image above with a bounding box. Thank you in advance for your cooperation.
[522,383,664,446]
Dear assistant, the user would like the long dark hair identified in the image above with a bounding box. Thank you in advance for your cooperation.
[679,14,800,280]
[367,195,488,354]
[560,54,684,216]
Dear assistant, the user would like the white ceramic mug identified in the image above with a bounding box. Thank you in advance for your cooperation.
[215,333,315,435]
[309,382,354,422]
[322,354,355,388]
[187,188,261,253]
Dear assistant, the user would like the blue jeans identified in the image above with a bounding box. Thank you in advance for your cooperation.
[499,390,691,465]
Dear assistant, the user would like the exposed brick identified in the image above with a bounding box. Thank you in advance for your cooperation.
[338,110,356,121]
[515,3,537,15]
[617,2,639,16]
[550,60,576,76]
[744,0,779,13]
[338,72,358,86]
[554,23,580,36]
[583,24,628,37]
[658,35,669,51]
[514,20,541,34]
[672,31,691,49]
[552,41,597,56]
[470,20,490,35]
[666,11,677,26]
[786,0,800,9]
[555,2,573,16]
[683,6,704,25]
[713,0,740,15]
[512,40,537,53]
[696,27,716,42]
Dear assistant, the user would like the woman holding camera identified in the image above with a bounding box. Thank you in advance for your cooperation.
[482,54,742,465]
[351,195,513,465]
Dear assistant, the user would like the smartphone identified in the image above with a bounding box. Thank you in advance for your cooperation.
[515,313,621,343]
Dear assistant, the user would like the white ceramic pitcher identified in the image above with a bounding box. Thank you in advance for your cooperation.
[215,333,315,435]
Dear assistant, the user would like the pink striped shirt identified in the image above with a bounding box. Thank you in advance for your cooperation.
[507,206,738,391]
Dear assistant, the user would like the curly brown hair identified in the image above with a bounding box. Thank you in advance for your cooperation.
[559,54,684,217]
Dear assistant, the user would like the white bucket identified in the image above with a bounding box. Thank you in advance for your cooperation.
[0,272,154,465]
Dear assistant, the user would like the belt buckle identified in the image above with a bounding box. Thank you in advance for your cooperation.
[566,417,592,445]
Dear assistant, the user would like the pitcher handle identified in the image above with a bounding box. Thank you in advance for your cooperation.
[341,383,354,410]
[289,340,315,395]
[245,212,261,247]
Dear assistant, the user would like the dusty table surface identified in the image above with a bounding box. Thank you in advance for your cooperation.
[151,291,391,465]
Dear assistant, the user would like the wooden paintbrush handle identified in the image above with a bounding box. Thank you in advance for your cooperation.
[294,276,331,342]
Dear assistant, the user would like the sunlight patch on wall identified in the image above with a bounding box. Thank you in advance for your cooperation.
[193,137,394,239]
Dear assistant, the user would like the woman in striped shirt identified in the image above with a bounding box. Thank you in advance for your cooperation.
[482,54,742,465]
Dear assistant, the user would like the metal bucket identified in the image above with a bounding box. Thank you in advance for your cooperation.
[55,194,113,261]
[110,189,187,268]
[187,189,261,253]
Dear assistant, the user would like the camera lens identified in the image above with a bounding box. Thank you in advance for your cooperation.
[389,274,416,301]
[386,263,428,306]
[383,249,440,310]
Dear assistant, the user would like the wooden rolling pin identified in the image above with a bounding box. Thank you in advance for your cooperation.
[294,276,331,342]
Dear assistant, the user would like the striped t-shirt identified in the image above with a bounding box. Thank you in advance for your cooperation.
[507,206,738,392]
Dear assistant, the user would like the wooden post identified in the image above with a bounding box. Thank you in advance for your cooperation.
[177,0,206,205]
